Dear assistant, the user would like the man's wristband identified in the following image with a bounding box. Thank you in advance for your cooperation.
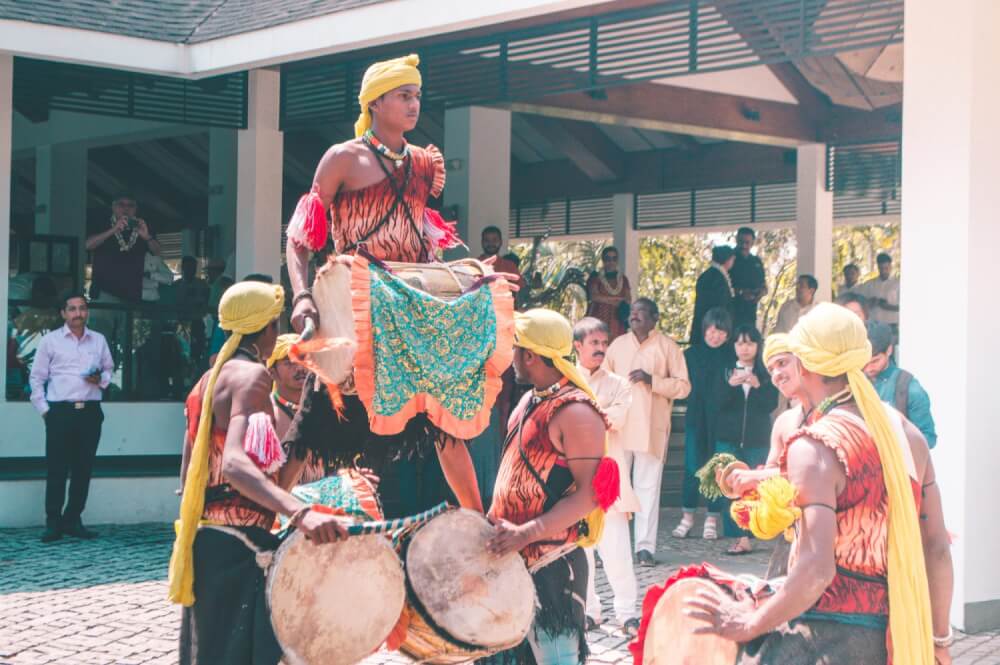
[292,289,314,307]
[933,627,954,648]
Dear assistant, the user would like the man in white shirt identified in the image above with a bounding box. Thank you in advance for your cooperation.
[836,263,862,299]
[29,292,114,543]
[573,317,642,635]
[863,252,900,329]
[773,274,817,333]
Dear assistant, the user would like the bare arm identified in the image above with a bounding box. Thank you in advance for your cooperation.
[488,402,605,555]
[179,431,191,493]
[436,434,484,513]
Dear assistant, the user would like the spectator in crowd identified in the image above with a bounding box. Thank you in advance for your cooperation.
[864,321,937,448]
[864,252,900,330]
[85,193,160,302]
[479,225,524,288]
[730,227,767,329]
[29,291,114,543]
[172,256,210,308]
[673,306,733,541]
[586,246,633,340]
[690,245,735,344]
[573,317,641,635]
[141,252,174,302]
[773,274,818,333]
[837,263,862,298]
[604,298,690,566]
[838,291,869,322]
[709,325,778,553]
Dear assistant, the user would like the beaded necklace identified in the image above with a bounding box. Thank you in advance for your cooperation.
[815,387,853,418]
[362,129,409,169]
[233,345,263,365]
[271,389,299,419]
[598,271,624,297]
[531,380,563,403]
[111,216,140,252]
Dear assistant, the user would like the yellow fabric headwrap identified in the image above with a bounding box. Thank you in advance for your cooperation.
[168,281,285,606]
[513,308,606,547]
[788,302,933,664]
[762,332,792,365]
[354,54,422,138]
[266,333,300,369]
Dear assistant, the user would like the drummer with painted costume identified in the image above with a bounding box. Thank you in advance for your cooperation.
[488,309,615,665]
[283,53,484,514]
[680,304,954,665]
[170,282,349,665]
[572,316,642,634]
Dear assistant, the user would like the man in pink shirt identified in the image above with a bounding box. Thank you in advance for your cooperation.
[29,291,114,543]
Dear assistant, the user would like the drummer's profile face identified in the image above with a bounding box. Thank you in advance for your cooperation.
[272,358,307,393]
[767,353,801,399]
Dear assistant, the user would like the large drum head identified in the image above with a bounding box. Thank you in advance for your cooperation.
[405,509,535,648]
[267,530,404,665]
[643,578,739,665]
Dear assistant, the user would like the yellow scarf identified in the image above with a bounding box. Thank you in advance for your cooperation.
[168,281,285,606]
[788,303,933,664]
[354,54,422,138]
[266,333,300,369]
[513,309,606,547]
[762,332,792,364]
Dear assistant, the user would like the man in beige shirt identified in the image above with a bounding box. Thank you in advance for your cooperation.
[573,317,641,633]
[604,298,691,566]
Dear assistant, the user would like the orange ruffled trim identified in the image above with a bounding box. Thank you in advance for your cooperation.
[351,255,514,440]
[424,144,446,199]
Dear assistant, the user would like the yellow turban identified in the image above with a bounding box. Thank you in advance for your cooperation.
[267,333,300,368]
[168,281,285,606]
[513,308,609,546]
[762,333,792,365]
[354,54,422,138]
[788,303,933,664]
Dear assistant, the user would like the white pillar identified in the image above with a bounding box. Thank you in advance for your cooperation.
[442,106,511,259]
[208,128,237,272]
[902,0,1000,633]
[795,144,834,302]
[34,143,88,286]
[612,193,639,295]
[235,69,283,282]
[0,55,13,389]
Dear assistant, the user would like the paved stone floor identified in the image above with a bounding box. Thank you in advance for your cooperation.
[1,509,997,664]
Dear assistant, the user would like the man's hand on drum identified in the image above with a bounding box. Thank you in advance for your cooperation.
[297,509,350,544]
[291,297,319,334]
[487,518,534,556]
[684,586,760,643]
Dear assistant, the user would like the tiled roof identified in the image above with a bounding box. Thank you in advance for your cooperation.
[0,0,387,44]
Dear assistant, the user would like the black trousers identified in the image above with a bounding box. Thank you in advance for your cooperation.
[44,401,104,523]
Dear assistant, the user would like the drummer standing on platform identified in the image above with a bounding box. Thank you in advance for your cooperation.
[604,298,690,567]
[282,54,482,513]
[573,317,642,635]
[488,309,608,665]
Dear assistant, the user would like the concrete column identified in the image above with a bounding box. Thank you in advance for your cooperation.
[235,69,283,282]
[612,193,639,294]
[34,143,88,287]
[902,0,1000,633]
[442,106,511,259]
[795,144,834,302]
[0,55,12,390]
[208,128,237,272]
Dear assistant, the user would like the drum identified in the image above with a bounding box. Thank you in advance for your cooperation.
[641,577,739,665]
[266,529,405,665]
[300,255,496,388]
[398,508,536,664]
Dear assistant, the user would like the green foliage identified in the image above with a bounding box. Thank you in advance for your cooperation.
[509,238,608,321]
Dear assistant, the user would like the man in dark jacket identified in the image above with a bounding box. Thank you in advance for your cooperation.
[690,245,735,344]
[730,227,767,329]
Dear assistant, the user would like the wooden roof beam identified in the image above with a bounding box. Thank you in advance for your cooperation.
[521,115,624,182]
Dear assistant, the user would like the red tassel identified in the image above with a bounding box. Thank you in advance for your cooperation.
[423,208,467,250]
[592,456,621,512]
[286,185,328,252]
[243,412,286,474]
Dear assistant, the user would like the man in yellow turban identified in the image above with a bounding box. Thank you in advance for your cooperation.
[682,303,954,665]
[486,308,609,664]
[171,282,348,665]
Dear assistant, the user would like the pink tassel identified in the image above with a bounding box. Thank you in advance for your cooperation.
[423,208,467,250]
[244,412,286,475]
[592,456,621,511]
[286,184,328,252]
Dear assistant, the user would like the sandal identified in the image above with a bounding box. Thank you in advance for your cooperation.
[672,518,694,539]
[702,518,719,540]
[726,539,753,556]
[623,617,641,637]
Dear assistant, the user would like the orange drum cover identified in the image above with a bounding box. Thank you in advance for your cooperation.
[642,578,739,665]
[401,509,535,662]
[267,530,405,665]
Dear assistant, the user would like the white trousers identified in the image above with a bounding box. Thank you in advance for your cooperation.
[625,450,664,553]
[585,510,639,622]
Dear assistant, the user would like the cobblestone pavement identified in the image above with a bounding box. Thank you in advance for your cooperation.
[1,510,997,664]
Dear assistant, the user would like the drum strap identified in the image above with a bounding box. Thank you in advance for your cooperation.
[341,143,421,255]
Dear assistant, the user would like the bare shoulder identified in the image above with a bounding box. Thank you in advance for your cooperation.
[552,400,605,427]
[900,413,930,476]
[219,360,272,411]
[318,139,364,171]
[774,407,802,435]
[786,434,845,493]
